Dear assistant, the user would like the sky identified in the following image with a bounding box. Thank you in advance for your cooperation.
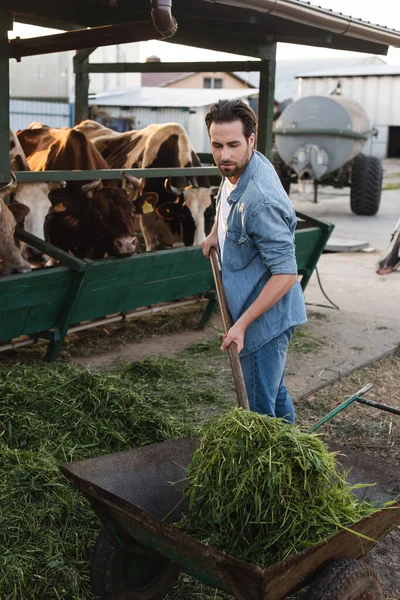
[9,0,400,65]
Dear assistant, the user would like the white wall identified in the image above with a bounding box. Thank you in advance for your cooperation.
[10,52,72,98]
[89,44,141,93]
[299,75,400,159]
[188,107,210,154]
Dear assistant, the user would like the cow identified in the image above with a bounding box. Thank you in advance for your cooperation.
[0,177,31,276]
[16,126,157,259]
[9,130,64,242]
[74,120,216,252]
[44,176,158,259]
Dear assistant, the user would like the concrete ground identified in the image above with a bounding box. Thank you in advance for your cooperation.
[282,158,400,397]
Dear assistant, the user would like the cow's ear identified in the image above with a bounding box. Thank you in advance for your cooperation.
[132,192,158,214]
[156,200,183,221]
[8,201,30,223]
[48,189,69,212]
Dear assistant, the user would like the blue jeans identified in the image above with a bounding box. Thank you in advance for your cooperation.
[240,327,295,424]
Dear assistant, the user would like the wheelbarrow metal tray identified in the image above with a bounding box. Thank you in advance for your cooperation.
[61,437,400,600]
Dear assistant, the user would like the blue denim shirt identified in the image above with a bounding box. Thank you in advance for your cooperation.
[218,150,307,357]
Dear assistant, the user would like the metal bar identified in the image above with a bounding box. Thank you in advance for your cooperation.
[0,10,10,182]
[9,21,174,60]
[44,267,89,362]
[10,111,71,118]
[73,49,95,124]
[356,397,400,417]
[0,299,205,354]
[75,60,263,74]
[14,167,220,183]
[75,63,90,124]
[273,128,376,140]
[257,51,276,160]
[74,48,96,64]
[308,383,373,433]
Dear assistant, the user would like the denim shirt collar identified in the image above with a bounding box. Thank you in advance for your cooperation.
[227,150,261,205]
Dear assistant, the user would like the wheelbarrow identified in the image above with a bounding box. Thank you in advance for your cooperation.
[61,249,400,600]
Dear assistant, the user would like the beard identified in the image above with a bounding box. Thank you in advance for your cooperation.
[218,146,252,178]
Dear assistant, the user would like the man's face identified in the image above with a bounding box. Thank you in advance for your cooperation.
[209,120,254,182]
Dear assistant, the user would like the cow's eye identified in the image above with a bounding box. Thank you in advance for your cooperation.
[93,211,102,219]
[131,208,137,216]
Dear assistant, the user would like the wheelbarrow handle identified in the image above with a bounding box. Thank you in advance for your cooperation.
[209,247,250,411]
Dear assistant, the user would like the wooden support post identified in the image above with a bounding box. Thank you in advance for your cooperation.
[0,10,11,183]
[74,48,95,125]
[257,44,277,161]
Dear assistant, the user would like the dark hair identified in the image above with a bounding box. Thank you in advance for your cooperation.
[205,99,257,139]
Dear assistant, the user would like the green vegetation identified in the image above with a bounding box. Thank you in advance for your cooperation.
[0,359,229,600]
[177,409,377,568]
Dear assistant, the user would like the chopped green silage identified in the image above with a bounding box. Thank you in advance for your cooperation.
[176,408,378,568]
[0,359,228,600]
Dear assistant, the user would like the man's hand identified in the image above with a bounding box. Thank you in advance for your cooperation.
[221,321,246,354]
[201,228,218,258]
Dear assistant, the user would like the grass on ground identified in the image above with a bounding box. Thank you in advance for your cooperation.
[1,309,398,600]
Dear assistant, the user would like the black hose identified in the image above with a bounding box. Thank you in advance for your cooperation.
[305,266,340,311]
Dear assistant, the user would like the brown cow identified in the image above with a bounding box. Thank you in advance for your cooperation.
[44,177,157,259]
[75,120,216,251]
[16,126,157,258]
[0,179,31,276]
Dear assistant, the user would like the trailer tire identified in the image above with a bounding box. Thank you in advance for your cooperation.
[90,528,181,600]
[350,154,383,216]
[307,559,384,600]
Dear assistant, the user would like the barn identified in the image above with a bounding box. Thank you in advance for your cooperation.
[89,86,258,153]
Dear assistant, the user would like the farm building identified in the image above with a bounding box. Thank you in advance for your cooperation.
[296,64,400,159]
[89,86,258,153]
[142,55,255,90]
[235,55,387,103]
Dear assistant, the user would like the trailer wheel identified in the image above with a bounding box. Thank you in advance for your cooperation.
[350,153,383,216]
[90,528,181,600]
[307,559,384,600]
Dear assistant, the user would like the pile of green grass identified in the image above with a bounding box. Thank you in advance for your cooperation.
[0,358,227,600]
[177,408,377,568]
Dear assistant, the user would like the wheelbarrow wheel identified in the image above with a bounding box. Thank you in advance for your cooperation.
[307,559,384,600]
[90,528,181,600]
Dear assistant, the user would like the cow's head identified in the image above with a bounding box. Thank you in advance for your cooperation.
[156,179,216,246]
[47,176,158,259]
[0,177,31,276]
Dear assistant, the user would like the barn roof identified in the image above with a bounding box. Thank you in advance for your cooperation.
[90,86,258,108]
[296,64,400,78]
[6,0,400,57]
[142,70,256,88]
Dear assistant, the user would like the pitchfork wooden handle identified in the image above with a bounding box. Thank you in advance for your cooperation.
[209,247,250,411]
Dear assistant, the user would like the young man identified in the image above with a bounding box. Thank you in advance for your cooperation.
[201,99,306,424]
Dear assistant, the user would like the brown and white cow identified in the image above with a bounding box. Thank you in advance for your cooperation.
[75,120,216,252]
[0,179,31,276]
[16,126,157,259]
[9,130,64,242]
